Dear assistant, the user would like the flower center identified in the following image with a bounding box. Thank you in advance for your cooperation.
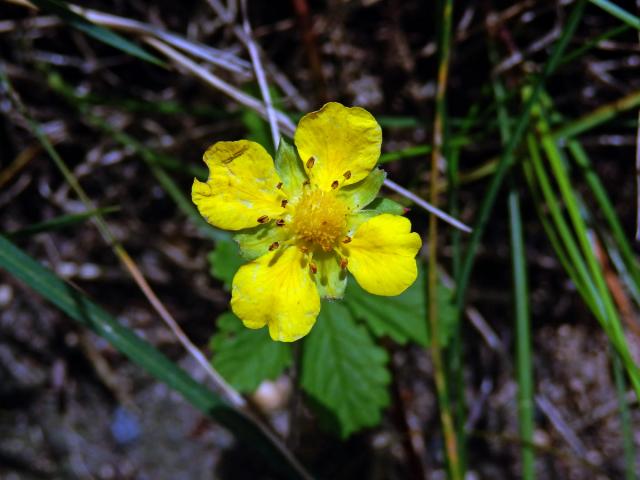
[291,189,348,252]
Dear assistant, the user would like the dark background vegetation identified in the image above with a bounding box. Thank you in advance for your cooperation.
[1,0,639,478]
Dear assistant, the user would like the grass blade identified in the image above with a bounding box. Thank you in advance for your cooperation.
[611,349,638,480]
[0,234,310,480]
[455,0,586,312]
[490,43,536,479]
[588,0,640,30]
[29,0,166,66]
[7,206,119,238]
[508,188,535,480]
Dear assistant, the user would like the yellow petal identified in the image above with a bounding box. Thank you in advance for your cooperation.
[344,214,422,296]
[295,102,382,190]
[231,246,321,342]
[192,140,285,231]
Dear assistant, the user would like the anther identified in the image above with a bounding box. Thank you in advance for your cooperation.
[331,180,339,189]
[276,182,283,189]
[343,170,352,180]
[275,219,286,227]
[309,262,318,274]
[299,245,309,253]
[342,236,352,244]
[281,199,288,208]
[306,156,316,169]
[340,258,348,270]
[269,242,279,251]
[257,215,269,224]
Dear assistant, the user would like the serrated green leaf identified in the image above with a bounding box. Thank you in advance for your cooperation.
[301,301,390,438]
[208,238,244,290]
[210,312,292,392]
[344,264,428,346]
[30,0,165,66]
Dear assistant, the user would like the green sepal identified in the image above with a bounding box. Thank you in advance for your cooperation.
[337,168,386,212]
[234,224,287,260]
[366,197,405,215]
[274,138,306,198]
[313,251,347,299]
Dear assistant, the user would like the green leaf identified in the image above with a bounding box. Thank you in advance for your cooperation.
[301,301,390,438]
[210,312,292,392]
[0,235,308,480]
[274,138,306,195]
[30,0,165,67]
[208,238,245,290]
[344,264,428,346]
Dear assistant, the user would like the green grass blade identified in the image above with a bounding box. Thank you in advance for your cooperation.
[560,24,631,66]
[552,89,640,140]
[0,235,308,480]
[490,47,535,479]
[533,108,640,399]
[30,0,165,66]
[567,140,640,288]
[611,349,638,480]
[6,207,119,238]
[455,0,586,312]
[43,70,225,243]
[588,0,640,30]
[379,145,432,164]
[526,135,600,313]
[508,188,535,480]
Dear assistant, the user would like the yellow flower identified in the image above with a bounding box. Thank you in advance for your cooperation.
[192,102,422,342]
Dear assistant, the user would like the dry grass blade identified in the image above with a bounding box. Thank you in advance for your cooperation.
[240,0,280,149]
[0,65,245,409]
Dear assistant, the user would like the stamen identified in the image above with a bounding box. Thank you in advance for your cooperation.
[340,258,348,270]
[342,236,352,244]
[343,170,352,180]
[331,180,339,189]
[281,199,288,208]
[257,215,270,224]
[299,245,309,253]
[276,182,283,189]
[309,262,318,274]
[276,219,286,227]
[269,242,279,251]
[306,156,316,169]
[303,179,311,187]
